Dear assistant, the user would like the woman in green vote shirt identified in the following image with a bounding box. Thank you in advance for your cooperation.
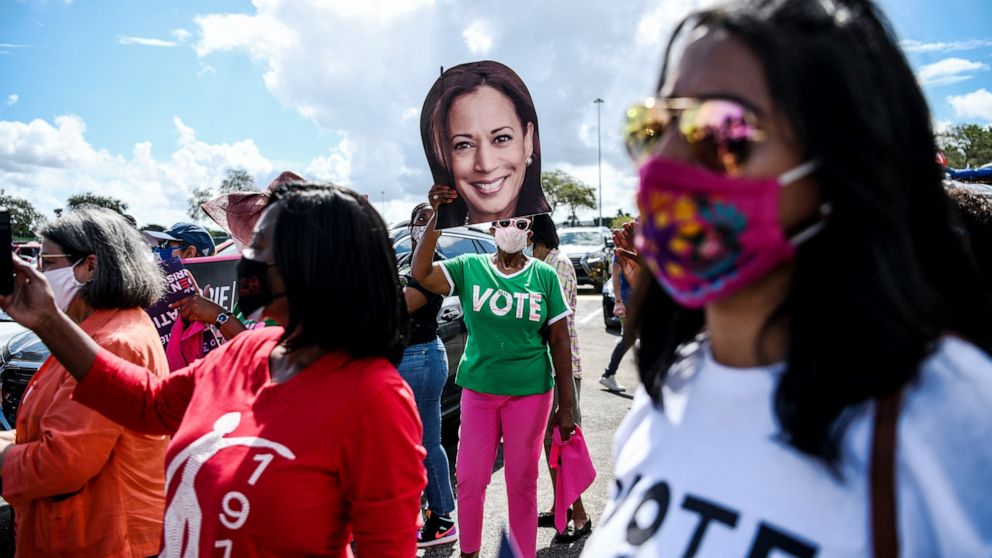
[412,184,576,558]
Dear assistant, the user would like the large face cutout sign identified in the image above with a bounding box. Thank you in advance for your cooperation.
[421,60,551,229]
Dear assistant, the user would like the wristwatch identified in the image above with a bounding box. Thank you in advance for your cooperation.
[214,311,235,328]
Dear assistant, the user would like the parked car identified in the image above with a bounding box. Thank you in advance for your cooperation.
[12,242,40,265]
[0,312,32,429]
[0,312,28,350]
[0,329,45,430]
[391,225,497,426]
[558,227,613,292]
[215,238,238,255]
[601,278,621,330]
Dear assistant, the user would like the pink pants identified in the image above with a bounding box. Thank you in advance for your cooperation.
[456,388,554,558]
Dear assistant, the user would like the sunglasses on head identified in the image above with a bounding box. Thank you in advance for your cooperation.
[492,218,531,231]
[624,96,767,175]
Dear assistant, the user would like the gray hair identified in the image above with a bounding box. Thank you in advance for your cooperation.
[40,206,165,309]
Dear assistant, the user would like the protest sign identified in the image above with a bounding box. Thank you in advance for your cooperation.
[144,254,239,353]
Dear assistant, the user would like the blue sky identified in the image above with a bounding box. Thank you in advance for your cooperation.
[2,0,991,227]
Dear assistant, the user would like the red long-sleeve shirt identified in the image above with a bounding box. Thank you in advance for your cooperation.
[73,326,426,558]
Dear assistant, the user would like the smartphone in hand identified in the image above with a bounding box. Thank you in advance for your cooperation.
[0,209,14,296]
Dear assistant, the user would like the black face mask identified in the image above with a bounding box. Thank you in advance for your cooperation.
[236,257,285,320]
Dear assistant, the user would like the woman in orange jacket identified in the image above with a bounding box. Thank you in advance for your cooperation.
[0,206,169,557]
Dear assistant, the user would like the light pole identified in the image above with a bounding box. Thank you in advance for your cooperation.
[594,98,603,228]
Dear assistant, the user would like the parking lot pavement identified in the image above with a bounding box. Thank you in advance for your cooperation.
[418,289,640,558]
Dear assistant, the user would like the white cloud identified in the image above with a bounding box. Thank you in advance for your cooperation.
[0,114,276,226]
[901,38,992,53]
[172,28,192,42]
[635,0,720,47]
[118,36,178,47]
[932,119,954,134]
[193,13,296,60]
[320,0,435,22]
[186,0,673,218]
[305,138,355,185]
[0,43,31,49]
[5,94,17,106]
[401,107,419,123]
[196,64,216,79]
[462,19,494,55]
[548,160,639,223]
[948,88,992,123]
[917,57,989,86]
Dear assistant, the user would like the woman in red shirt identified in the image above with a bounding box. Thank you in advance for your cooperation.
[0,183,426,557]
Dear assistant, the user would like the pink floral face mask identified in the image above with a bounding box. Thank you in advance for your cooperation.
[635,156,822,308]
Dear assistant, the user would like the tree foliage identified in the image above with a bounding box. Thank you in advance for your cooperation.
[937,124,992,169]
[66,192,129,215]
[188,168,258,221]
[187,188,214,222]
[610,209,636,230]
[0,195,45,239]
[541,170,596,224]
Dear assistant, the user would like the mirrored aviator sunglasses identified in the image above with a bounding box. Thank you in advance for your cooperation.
[624,96,767,175]
[493,218,531,231]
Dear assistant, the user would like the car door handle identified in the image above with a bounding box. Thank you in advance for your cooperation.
[440,309,459,322]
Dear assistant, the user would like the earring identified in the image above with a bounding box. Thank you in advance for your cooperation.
[526,154,534,166]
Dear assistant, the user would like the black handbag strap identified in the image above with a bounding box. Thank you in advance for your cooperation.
[870,390,903,558]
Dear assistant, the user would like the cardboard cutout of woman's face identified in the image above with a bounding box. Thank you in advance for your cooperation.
[421,61,551,229]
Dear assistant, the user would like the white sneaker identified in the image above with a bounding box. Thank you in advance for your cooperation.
[599,376,626,392]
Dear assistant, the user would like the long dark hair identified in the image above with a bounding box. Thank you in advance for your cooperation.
[632,0,992,465]
[268,183,408,364]
[421,60,549,227]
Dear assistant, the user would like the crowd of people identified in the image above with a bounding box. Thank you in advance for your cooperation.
[0,0,990,557]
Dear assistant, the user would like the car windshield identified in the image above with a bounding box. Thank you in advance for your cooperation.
[559,232,602,246]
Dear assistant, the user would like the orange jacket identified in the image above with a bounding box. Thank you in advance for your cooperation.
[2,308,169,557]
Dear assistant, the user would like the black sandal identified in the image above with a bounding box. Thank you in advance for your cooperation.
[552,518,593,544]
[537,507,572,528]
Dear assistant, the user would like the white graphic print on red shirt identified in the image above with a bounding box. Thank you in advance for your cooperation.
[162,412,296,558]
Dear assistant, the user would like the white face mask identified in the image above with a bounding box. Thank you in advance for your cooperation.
[494,227,529,254]
[43,261,85,312]
[410,225,427,244]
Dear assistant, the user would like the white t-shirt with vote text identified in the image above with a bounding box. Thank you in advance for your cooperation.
[582,336,992,557]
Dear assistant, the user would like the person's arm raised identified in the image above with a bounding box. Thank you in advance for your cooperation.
[410,185,458,296]
[0,257,101,381]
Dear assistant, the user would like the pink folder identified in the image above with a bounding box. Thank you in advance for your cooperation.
[550,425,597,534]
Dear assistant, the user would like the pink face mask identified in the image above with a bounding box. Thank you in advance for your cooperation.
[635,156,822,309]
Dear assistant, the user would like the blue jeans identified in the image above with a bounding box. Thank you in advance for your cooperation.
[603,324,632,378]
[397,337,455,515]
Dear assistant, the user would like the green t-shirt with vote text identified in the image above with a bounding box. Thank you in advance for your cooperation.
[440,254,571,396]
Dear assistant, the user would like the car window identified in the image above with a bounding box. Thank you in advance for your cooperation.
[437,236,478,259]
[394,237,412,256]
[475,238,496,254]
[560,231,603,246]
[216,240,240,255]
